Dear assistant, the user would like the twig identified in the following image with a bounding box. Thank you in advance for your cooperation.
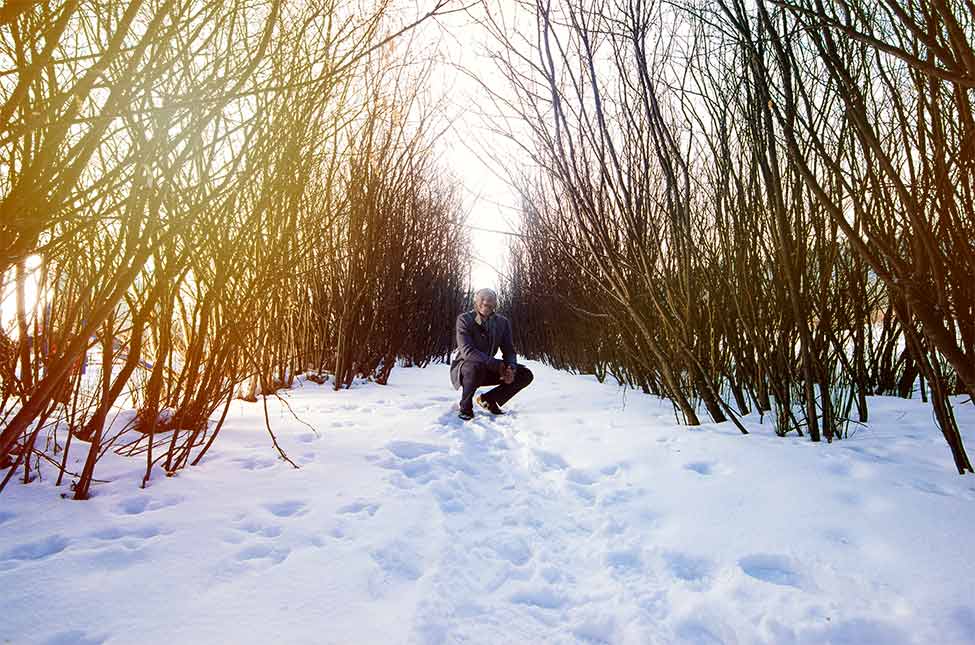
[263,394,299,469]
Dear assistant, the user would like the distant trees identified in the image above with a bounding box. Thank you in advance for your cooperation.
[0,0,468,496]
[489,0,973,472]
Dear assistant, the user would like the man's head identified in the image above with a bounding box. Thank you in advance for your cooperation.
[473,288,498,319]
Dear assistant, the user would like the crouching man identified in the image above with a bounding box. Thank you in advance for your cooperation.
[450,288,533,421]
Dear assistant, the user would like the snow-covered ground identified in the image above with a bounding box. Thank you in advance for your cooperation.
[2,361,974,645]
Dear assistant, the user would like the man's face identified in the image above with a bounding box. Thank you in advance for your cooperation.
[475,294,497,319]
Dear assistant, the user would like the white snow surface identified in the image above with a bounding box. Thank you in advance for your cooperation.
[2,361,975,645]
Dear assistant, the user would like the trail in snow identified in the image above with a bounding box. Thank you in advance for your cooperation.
[1,362,975,645]
[405,409,655,644]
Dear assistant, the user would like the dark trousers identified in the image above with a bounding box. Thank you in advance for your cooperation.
[459,362,534,414]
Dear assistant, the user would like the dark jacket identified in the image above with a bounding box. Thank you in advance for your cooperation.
[450,310,517,390]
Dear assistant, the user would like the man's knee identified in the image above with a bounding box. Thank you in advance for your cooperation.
[516,365,533,386]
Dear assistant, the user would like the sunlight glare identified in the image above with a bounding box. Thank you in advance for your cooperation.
[0,255,44,339]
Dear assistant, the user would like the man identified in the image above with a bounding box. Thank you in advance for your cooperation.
[450,288,533,420]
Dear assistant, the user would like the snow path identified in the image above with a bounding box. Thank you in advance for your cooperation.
[408,410,651,643]
[2,361,975,644]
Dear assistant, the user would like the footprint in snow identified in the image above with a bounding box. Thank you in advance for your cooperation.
[231,455,278,471]
[824,458,853,477]
[370,540,424,589]
[87,544,150,570]
[569,483,597,505]
[432,486,465,514]
[566,468,599,485]
[663,551,714,588]
[294,451,318,465]
[540,565,565,584]
[675,619,727,645]
[382,457,438,483]
[0,535,69,570]
[90,525,164,541]
[0,510,15,526]
[116,497,149,516]
[684,461,716,476]
[573,616,618,644]
[337,501,380,516]
[509,587,566,609]
[600,463,624,477]
[235,543,290,565]
[739,553,806,589]
[327,522,350,540]
[488,533,533,566]
[385,440,448,460]
[380,441,454,485]
[533,449,569,471]
[233,518,283,538]
[42,630,106,645]
[263,500,307,518]
[598,486,645,508]
[115,495,182,516]
[605,547,643,575]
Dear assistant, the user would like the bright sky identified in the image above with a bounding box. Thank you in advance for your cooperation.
[423,1,529,293]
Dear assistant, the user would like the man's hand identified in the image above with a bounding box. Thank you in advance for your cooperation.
[500,363,516,385]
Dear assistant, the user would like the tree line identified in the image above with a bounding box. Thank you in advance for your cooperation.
[488,0,973,472]
[0,0,469,497]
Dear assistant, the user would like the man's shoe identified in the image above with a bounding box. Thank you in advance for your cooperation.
[458,409,474,421]
[476,395,504,415]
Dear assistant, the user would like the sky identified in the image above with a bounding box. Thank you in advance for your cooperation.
[421,0,530,293]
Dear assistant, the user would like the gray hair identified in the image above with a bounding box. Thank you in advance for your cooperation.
[474,288,498,302]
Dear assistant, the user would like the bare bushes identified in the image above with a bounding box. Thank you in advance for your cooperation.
[0,0,467,496]
[489,1,973,471]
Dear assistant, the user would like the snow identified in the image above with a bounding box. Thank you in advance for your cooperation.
[2,361,975,645]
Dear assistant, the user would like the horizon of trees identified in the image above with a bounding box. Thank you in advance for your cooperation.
[0,0,471,497]
[487,0,973,473]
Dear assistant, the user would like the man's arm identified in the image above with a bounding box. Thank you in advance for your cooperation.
[455,314,502,370]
